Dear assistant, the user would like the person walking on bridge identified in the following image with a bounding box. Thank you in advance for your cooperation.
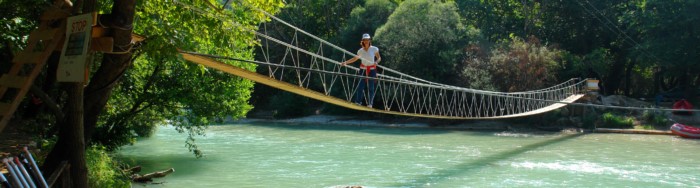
[342,33,382,108]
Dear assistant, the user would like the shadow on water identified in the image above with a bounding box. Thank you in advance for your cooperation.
[392,133,585,187]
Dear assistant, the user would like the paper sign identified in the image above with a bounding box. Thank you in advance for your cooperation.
[58,13,93,82]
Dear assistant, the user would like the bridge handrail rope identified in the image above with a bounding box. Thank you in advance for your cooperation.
[181,50,581,107]
[180,51,585,107]
[249,4,597,97]
[250,5,581,95]
[181,51,700,113]
[180,50,584,118]
[180,50,578,98]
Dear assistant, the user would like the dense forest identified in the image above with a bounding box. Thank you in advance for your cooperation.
[251,0,700,117]
[0,0,699,187]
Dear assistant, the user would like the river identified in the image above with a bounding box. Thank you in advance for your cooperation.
[116,122,700,187]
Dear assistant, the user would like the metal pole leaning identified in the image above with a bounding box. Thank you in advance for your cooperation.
[1,169,12,188]
[4,158,25,188]
[9,158,30,188]
[23,147,48,188]
[14,158,36,188]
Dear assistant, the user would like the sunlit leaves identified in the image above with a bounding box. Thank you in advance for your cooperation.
[95,0,283,155]
[375,0,463,82]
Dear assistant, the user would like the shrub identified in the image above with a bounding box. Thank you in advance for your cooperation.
[489,36,561,92]
[600,112,634,128]
[641,110,671,128]
[86,146,131,188]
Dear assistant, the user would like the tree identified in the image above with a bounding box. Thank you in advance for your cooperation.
[42,0,283,179]
[457,36,562,92]
[456,0,541,41]
[0,0,47,60]
[374,0,464,83]
[89,0,282,154]
[336,0,397,52]
[632,1,700,98]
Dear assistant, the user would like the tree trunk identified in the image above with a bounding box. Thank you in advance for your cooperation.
[131,168,175,182]
[65,83,88,188]
[42,0,136,182]
[83,0,136,145]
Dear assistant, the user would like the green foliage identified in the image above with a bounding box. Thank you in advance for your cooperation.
[630,1,700,95]
[487,36,561,91]
[337,0,397,51]
[91,0,283,156]
[641,110,670,128]
[558,48,613,80]
[600,112,634,129]
[86,146,131,188]
[456,44,497,90]
[0,0,47,52]
[457,0,543,41]
[375,0,464,83]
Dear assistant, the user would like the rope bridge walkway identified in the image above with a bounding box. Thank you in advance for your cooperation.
[174,1,589,119]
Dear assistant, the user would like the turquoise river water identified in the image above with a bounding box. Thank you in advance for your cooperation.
[116,122,700,187]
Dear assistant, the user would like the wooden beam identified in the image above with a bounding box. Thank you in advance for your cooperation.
[91,26,108,38]
[89,37,113,52]
[0,74,28,89]
[12,51,44,64]
[47,161,70,188]
[29,28,61,41]
[40,8,70,21]
[0,103,10,115]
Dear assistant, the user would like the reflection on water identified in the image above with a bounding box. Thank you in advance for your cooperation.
[117,123,700,187]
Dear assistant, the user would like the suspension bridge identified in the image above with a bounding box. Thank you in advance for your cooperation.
[174,1,590,120]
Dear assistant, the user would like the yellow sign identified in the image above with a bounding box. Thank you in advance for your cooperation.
[587,79,600,91]
[58,13,93,82]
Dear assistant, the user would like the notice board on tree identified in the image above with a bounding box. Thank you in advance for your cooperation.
[58,13,93,82]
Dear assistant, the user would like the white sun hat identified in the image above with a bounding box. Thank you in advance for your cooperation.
[362,33,371,39]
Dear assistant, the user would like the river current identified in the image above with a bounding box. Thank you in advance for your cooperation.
[117,122,700,187]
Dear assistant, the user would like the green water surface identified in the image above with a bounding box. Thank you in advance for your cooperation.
[117,123,700,187]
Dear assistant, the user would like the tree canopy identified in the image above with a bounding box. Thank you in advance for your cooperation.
[375,0,464,83]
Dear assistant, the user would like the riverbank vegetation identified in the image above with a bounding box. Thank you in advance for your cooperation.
[1,0,698,186]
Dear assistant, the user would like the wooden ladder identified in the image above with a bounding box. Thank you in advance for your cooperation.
[0,3,71,133]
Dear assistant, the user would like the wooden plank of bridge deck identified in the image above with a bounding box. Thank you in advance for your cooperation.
[494,94,586,119]
[180,52,583,120]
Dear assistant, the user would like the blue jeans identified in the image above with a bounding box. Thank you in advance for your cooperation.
[354,69,376,106]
